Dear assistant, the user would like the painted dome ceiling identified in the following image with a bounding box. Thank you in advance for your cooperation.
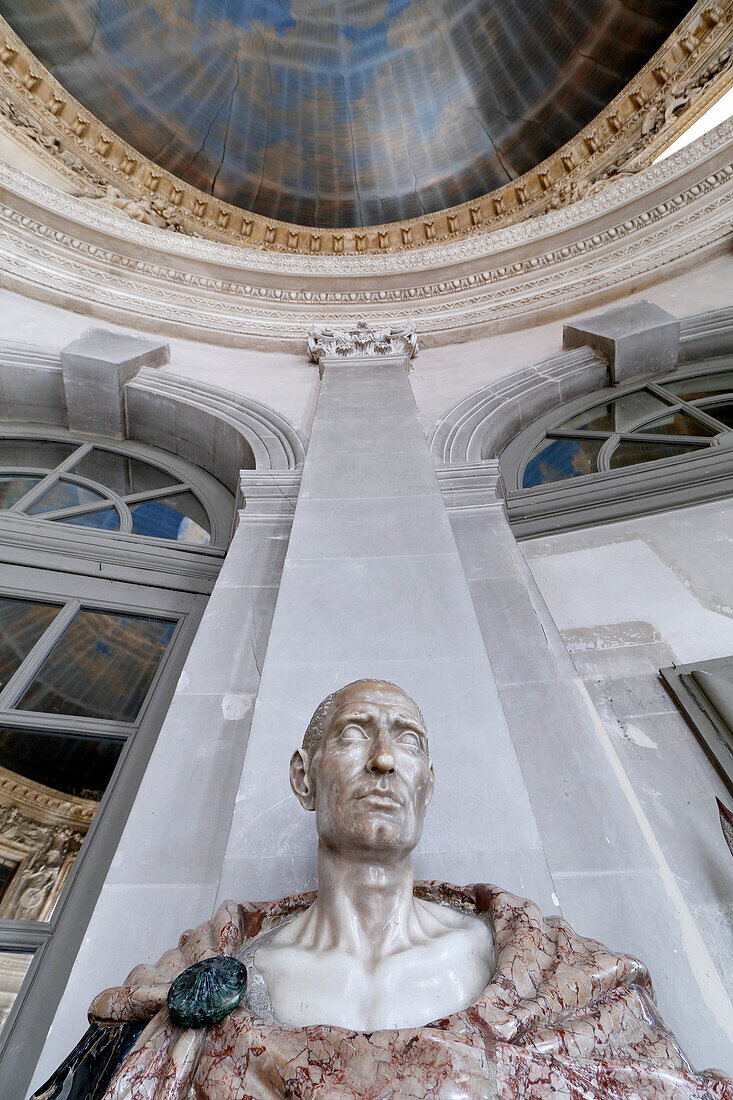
[0,0,693,229]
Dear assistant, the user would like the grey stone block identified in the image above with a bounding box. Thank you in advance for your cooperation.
[61,327,169,437]
[563,301,680,385]
[0,362,65,425]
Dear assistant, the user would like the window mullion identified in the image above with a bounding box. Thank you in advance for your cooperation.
[596,434,620,472]
[6,444,93,514]
[121,484,190,506]
[548,429,614,440]
[0,920,52,953]
[646,384,732,433]
[0,710,131,740]
[117,499,133,535]
[0,599,81,710]
[36,496,121,522]
[615,432,712,445]
[645,382,686,406]
[7,470,59,514]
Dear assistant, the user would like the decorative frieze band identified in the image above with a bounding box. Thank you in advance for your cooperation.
[0,128,730,345]
[0,1,729,256]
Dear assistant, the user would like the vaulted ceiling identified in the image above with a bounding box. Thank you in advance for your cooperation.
[0,0,692,228]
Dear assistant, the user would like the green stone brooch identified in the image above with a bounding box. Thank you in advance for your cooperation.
[167,956,247,1029]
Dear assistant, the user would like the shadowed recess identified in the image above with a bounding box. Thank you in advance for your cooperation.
[0,1,692,227]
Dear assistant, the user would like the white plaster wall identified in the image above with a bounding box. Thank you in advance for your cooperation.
[524,500,733,664]
[523,499,733,1068]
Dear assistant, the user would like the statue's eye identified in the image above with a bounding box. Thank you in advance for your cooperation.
[396,730,421,749]
[339,724,368,741]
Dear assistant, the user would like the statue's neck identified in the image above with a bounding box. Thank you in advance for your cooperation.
[308,842,419,963]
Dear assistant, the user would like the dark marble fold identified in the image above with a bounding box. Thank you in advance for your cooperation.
[31,1021,145,1100]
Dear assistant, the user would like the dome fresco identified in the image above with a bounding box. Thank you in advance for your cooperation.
[0,0,692,228]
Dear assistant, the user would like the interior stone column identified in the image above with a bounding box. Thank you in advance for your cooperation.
[215,324,554,908]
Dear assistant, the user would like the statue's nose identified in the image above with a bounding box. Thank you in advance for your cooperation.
[369,737,395,773]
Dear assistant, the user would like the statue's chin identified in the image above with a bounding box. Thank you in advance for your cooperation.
[337,823,418,854]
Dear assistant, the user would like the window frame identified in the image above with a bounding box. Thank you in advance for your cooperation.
[0,425,234,550]
[0,426,234,1091]
[500,356,733,538]
[0,563,207,1084]
[661,655,733,796]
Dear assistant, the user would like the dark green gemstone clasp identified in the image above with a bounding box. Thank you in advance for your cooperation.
[167,956,247,1029]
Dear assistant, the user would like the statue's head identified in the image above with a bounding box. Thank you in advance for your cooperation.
[290,680,434,858]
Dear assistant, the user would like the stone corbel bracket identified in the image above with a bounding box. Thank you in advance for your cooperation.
[0,1,730,255]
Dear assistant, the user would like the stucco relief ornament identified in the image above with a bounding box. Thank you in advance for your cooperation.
[308,321,419,363]
[36,681,733,1100]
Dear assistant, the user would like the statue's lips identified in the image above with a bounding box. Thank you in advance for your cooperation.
[354,790,404,809]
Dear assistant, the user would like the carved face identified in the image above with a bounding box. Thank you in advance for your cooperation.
[291,681,434,857]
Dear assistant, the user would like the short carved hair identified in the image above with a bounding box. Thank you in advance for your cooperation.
[302,679,427,760]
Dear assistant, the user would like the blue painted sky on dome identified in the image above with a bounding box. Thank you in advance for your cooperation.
[0,0,691,227]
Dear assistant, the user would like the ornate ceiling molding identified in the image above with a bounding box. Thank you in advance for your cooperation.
[0,118,730,346]
[0,2,730,257]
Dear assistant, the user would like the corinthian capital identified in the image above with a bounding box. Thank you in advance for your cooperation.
[307,320,418,364]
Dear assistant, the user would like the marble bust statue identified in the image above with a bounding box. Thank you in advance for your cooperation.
[37,680,733,1100]
[254,679,493,1032]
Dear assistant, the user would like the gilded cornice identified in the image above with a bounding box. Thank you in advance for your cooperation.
[0,2,730,257]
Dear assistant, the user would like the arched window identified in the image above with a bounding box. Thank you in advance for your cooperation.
[500,357,733,536]
[0,427,232,547]
[0,427,234,1056]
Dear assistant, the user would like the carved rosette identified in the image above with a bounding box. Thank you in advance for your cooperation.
[308,322,419,367]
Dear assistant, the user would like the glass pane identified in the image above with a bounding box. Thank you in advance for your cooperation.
[633,411,716,437]
[0,439,76,469]
[523,437,604,488]
[53,507,121,532]
[0,596,60,691]
[17,609,177,721]
[662,371,733,401]
[71,449,179,496]
[0,475,41,508]
[700,401,733,430]
[0,951,33,1036]
[561,390,668,433]
[0,727,122,800]
[129,492,211,544]
[26,480,106,515]
[609,440,706,470]
[0,857,16,899]
[0,728,122,921]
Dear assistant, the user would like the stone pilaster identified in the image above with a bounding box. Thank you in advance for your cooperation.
[214,325,553,905]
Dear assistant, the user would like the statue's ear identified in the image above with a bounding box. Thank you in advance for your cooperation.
[426,761,435,807]
[290,748,316,811]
